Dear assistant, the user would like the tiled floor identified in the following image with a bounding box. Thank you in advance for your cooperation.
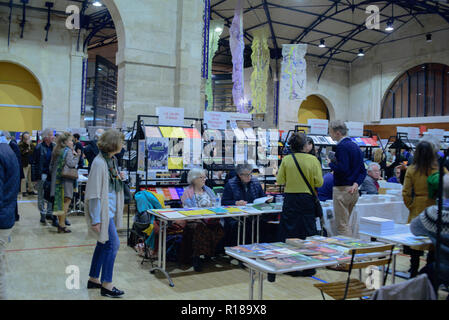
[3,196,447,300]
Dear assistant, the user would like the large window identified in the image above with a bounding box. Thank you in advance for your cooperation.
[381,63,449,119]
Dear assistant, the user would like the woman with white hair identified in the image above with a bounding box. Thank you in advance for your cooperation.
[179,168,224,272]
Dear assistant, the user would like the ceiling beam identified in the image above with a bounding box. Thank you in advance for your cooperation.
[262,0,278,51]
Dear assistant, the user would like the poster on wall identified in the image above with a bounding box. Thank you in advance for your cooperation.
[147,137,169,172]
[137,139,146,175]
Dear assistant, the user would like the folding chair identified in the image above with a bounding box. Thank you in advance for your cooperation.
[314,244,395,300]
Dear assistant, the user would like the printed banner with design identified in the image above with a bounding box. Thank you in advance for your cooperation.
[230,0,246,113]
[250,27,270,114]
[281,44,307,101]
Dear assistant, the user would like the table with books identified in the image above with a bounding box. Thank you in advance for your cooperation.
[225,235,399,300]
[358,219,433,283]
[146,202,282,287]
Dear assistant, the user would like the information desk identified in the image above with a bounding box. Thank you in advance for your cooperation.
[225,236,399,300]
[359,223,433,283]
[147,206,281,287]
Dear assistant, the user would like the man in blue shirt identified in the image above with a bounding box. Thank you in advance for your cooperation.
[328,120,367,236]
[317,171,334,202]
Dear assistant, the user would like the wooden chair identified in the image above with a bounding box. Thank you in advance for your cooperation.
[314,244,395,300]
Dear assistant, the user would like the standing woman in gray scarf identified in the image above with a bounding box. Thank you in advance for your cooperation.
[85,129,125,298]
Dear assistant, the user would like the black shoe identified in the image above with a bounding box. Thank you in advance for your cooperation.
[286,269,316,277]
[28,191,37,196]
[65,219,71,226]
[22,192,27,197]
[267,273,276,283]
[101,286,124,298]
[52,217,59,227]
[87,280,102,289]
[193,256,203,272]
[40,214,47,224]
[46,214,53,221]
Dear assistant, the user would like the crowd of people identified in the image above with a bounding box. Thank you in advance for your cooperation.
[1,120,449,299]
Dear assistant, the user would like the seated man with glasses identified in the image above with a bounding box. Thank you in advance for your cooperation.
[221,164,266,246]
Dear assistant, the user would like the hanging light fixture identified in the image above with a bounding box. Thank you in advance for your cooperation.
[358,49,365,57]
[426,33,432,43]
[92,1,102,7]
[318,39,326,48]
[385,18,394,31]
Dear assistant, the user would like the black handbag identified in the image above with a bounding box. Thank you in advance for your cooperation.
[290,153,323,219]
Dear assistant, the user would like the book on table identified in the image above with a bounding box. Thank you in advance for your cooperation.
[359,216,395,235]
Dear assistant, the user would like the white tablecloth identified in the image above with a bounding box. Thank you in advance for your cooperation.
[321,199,409,238]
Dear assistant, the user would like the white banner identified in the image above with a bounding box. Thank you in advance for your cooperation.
[346,121,364,137]
[308,119,329,135]
[157,107,184,127]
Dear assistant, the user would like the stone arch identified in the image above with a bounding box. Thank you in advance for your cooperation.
[300,93,336,121]
[101,0,126,61]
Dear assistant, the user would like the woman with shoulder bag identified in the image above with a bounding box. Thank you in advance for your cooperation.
[49,132,81,233]
[275,132,324,277]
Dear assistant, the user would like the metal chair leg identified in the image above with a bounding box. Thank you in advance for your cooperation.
[320,290,326,300]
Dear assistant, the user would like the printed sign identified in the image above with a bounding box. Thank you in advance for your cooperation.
[157,107,184,127]
[346,121,364,137]
[308,119,329,135]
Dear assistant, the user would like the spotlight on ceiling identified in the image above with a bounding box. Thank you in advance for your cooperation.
[92,1,102,7]
[385,19,394,32]
[358,49,365,57]
[426,33,432,43]
[318,39,326,48]
[215,27,223,33]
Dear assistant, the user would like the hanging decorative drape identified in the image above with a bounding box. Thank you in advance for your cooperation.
[205,20,224,111]
[230,0,246,113]
[281,44,307,101]
[201,0,211,80]
[250,27,270,114]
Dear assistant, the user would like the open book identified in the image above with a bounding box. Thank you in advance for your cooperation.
[253,196,274,204]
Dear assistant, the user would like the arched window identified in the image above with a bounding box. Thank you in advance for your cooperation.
[381,63,449,119]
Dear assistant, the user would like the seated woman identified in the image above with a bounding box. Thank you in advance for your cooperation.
[179,168,225,272]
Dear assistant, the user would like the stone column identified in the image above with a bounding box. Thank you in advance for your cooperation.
[68,32,86,128]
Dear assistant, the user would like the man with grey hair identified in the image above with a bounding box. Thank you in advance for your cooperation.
[0,130,20,299]
[31,128,57,226]
[328,120,367,236]
[84,128,105,173]
[360,162,381,194]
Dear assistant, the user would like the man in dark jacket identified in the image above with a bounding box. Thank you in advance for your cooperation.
[328,120,367,236]
[4,132,22,222]
[83,129,104,172]
[31,128,56,226]
[221,164,266,246]
[0,130,20,299]
[18,132,36,196]
[73,133,84,169]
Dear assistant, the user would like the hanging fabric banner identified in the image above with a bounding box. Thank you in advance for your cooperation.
[230,0,246,113]
[281,44,307,101]
[205,20,224,111]
[201,0,211,79]
[250,27,270,114]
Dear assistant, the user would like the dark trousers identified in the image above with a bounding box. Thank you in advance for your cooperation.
[277,193,318,242]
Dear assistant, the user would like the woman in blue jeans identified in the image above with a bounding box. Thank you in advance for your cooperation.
[85,129,126,298]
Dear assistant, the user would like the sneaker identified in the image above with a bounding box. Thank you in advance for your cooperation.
[101,287,124,298]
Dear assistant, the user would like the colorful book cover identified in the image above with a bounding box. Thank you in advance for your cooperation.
[361,138,371,146]
[147,187,157,193]
[208,207,229,214]
[168,157,183,170]
[176,187,185,199]
[159,127,174,138]
[311,255,335,261]
[183,128,201,139]
[147,137,169,171]
[145,126,162,138]
[168,188,179,200]
[162,188,172,200]
[171,127,187,138]
[226,207,244,213]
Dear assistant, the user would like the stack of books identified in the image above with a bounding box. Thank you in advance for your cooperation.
[359,216,395,235]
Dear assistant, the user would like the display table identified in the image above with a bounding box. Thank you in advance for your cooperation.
[69,171,88,215]
[225,236,399,300]
[359,223,433,283]
[320,195,410,237]
[147,205,282,287]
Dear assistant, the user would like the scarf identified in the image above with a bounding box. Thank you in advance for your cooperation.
[101,151,123,193]
[53,148,69,214]
[421,206,449,234]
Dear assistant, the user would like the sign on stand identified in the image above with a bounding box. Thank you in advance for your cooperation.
[157,107,185,127]
[204,111,227,130]
[346,122,364,137]
[307,119,329,135]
